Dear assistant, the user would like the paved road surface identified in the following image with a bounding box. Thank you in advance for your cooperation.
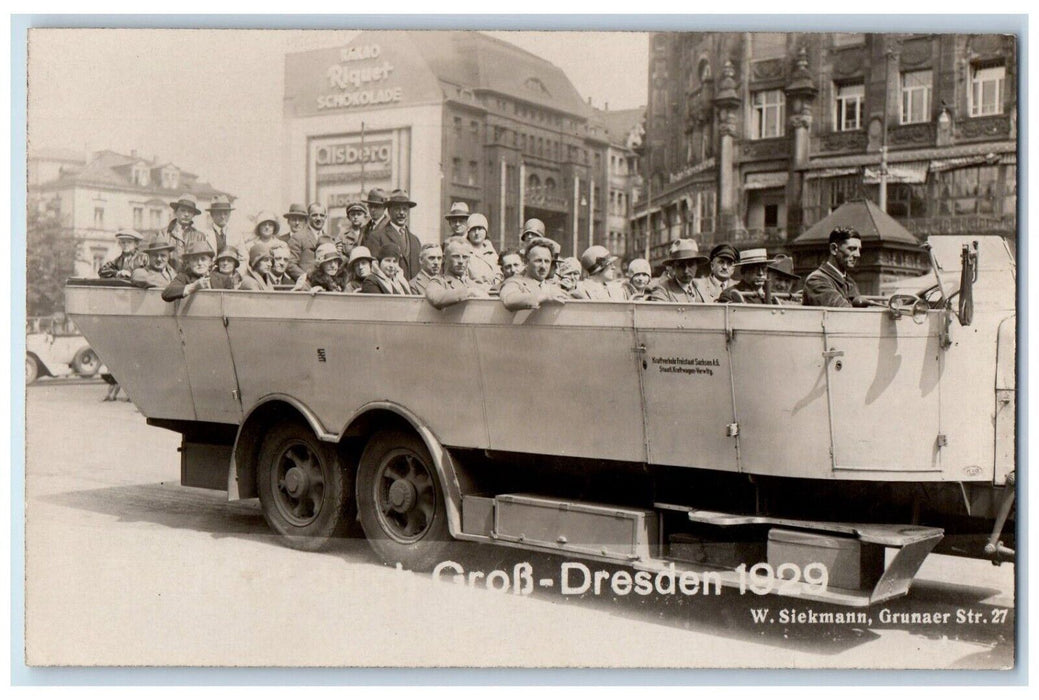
[24,384,1016,669]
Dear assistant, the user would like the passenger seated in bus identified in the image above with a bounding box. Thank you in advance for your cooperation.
[622,258,652,299]
[98,229,146,280]
[554,257,581,294]
[519,218,561,258]
[297,243,345,293]
[498,248,524,282]
[238,244,275,291]
[362,243,412,295]
[410,243,443,295]
[499,240,570,311]
[162,241,215,301]
[573,245,629,300]
[802,227,868,308]
[209,246,242,290]
[464,213,502,288]
[242,211,280,254]
[702,243,738,302]
[344,246,375,293]
[645,239,709,303]
[267,241,295,286]
[718,249,780,304]
[336,201,368,258]
[425,237,490,309]
[131,235,177,288]
[767,254,802,301]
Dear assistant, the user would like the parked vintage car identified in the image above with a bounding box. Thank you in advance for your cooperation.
[25,314,104,384]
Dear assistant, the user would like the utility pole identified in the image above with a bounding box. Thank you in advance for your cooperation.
[879,49,892,212]
[360,121,366,197]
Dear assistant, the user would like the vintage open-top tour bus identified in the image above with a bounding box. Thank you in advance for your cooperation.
[64,235,1015,607]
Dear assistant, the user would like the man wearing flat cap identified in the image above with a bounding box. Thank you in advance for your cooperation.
[364,189,422,281]
[645,239,709,303]
[702,242,739,302]
[335,201,368,258]
[360,188,390,246]
[99,229,146,280]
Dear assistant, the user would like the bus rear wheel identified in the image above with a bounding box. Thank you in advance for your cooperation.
[356,429,451,571]
[257,422,352,551]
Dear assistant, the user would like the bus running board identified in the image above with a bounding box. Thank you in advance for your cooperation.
[655,503,944,606]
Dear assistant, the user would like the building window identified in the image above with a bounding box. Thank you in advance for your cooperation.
[888,183,929,220]
[468,160,479,186]
[454,116,462,133]
[752,89,785,139]
[970,64,1005,117]
[834,83,864,131]
[934,165,1001,216]
[471,120,480,136]
[133,207,143,229]
[901,70,932,124]
[452,158,462,184]
[93,207,104,228]
[91,247,106,273]
[150,209,163,229]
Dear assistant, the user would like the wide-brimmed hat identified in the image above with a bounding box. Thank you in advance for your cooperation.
[364,188,389,206]
[347,246,375,267]
[445,202,471,220]
[767,254,801,280]
[141,234,175,254]
[580,245,618,275]
[315,242,343,265]
[253,211,281,236]
[466,213,489,231]
[283,203,308,220]
[709,243,739,263]
[377,243,403,261]
[207,194,234,212]
[627,258,652,277]
[346,201,368,215]
[735,248,781,267]
[115,228,143,242]
[169,193,201,216]
[666,239,708,264]
[183,240,216,259]
[216,246,240,265]
[386,189,417,208]
[521,218,546,239]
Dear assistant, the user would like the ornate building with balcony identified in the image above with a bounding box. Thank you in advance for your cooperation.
[631,32,1018,270]
[28,148,232,277]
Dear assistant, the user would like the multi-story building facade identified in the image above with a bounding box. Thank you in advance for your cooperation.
[598,106,645,262]
[283,31,611,257]
[29,149,232,277]
[632,32,1018,269]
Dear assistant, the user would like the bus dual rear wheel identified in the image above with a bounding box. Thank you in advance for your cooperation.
[257,422,353,551]
[356,430,451,571]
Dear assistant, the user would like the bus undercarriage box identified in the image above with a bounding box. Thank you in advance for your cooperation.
[180,441,232,491]
[669,532,766,569]
[493,494,659,561]
[767,528,884,591]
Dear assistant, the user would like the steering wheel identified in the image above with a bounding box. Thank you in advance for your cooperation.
[888,293,930,323]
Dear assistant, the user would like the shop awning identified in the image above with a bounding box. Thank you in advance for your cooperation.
[929,154,1003,172]
[862,162,928,184]
[743,171,789,190]
[804,167,860,180]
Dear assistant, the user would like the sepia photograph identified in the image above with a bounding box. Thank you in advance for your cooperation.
[21,20,1018,672]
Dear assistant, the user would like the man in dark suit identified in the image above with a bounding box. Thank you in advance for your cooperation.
[364,189,422,280]
[359,188,389,248]
[802,226,868,307]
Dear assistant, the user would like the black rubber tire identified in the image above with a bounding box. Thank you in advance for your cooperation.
[257,422,353,551]
[356,429,452,570]
[71,347,101,377]
[26,355,39,385]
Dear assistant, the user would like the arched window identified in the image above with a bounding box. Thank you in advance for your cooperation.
[528,173,541,190]
[545,177,556,193]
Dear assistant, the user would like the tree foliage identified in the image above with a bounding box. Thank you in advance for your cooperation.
[26,207,81,317]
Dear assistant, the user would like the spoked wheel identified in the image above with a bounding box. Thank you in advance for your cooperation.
[357,430,451,570]
[257,422,352,551]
